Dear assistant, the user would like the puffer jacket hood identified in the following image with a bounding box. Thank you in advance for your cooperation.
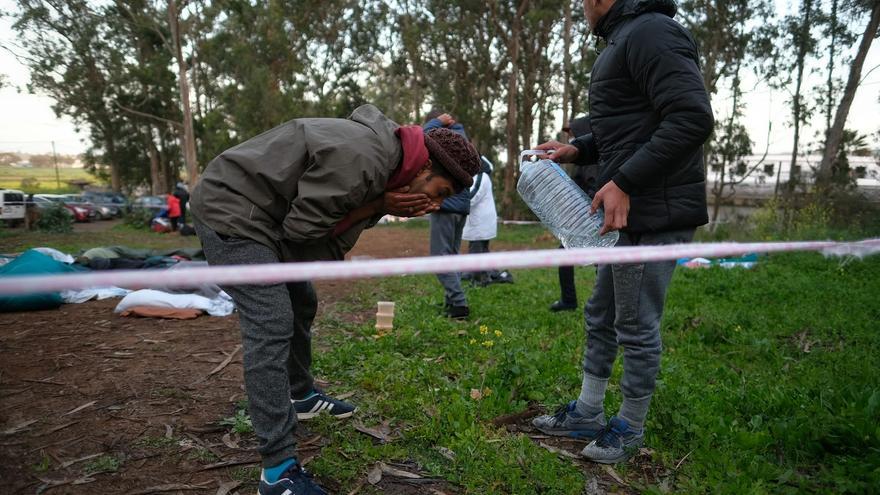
[595,0,677,38]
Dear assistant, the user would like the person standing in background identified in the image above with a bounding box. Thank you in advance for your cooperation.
[462,156,513,286]
[174,182,190,226]
[424,109,472,319]
[166,191,181,231]
[550,116,597,312]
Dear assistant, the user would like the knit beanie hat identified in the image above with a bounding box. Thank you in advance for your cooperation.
[423,128,480,188]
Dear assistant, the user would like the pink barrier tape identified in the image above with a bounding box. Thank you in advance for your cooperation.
[1,238,878,296]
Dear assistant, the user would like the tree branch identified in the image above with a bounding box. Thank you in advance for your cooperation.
[859,63,880,85]
[113,101,183,129]
[727,120,774,187]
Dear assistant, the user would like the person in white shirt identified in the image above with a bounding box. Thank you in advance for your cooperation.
[463,156,513,286]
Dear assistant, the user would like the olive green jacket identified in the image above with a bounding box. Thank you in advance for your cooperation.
[190,104,402,261]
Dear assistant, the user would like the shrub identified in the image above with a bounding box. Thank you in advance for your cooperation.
[35,204,73,233]
[124,208,154,229]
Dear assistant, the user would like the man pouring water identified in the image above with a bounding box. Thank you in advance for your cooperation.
[530,0,714,464]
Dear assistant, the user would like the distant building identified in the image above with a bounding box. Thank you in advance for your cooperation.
[707,153,880,223]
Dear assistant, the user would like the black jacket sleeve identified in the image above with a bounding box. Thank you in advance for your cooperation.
[615,17,714,191]
[571,133,600,166]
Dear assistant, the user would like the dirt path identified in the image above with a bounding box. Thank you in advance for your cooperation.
[0,226,431,495]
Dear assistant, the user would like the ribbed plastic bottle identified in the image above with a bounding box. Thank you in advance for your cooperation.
[516,150,619,248]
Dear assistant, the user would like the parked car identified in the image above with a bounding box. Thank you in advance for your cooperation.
[131,195,167,215]
[0,189,26,227]
[59,195,99,222]
[82,191,128,217]
[63,194,115,220]
[34,194,92,222]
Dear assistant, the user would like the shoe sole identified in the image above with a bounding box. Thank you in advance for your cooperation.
[296,407,357,421]
[534,425,599,440]
[581,444,642,464]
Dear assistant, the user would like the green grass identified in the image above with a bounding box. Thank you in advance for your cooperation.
[133,435,179,450]
[0,165,99,193]
[298,240,880,493]
[3,221,877,492]
[0,223,201,254]
[83,454,121,474]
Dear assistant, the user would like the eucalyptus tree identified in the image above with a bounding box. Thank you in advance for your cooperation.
[782,0,820,192]
[12,0,126,190]
[817,0,880,190]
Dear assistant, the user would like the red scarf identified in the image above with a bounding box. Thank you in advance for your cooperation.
[332,125,428,236]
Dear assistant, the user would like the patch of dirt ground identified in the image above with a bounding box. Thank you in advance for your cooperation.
[1,224,646,494]
[0,227,441,495]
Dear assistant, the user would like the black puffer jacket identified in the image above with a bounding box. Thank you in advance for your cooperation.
[572,0,713,232]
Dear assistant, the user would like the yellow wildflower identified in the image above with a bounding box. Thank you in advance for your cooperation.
[494,329,502,337]
[481,340,494,348]
[469,338,477,345]
[479,325,489,335]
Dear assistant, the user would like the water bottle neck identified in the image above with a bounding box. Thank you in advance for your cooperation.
[519,150,545,171]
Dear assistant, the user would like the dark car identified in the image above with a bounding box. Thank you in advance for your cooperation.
[82,191,127,218]
[131,195,167,215]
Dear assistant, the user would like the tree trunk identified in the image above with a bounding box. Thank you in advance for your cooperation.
[168,0,199,188]
[108,151,121,193]
[159,130,173,194]
[501,0,529,218]
[786,0,814,197]
[100,119,122,192]
[560,3,572,141]
[147,127,162,194]
[711,88,739,228]
[824,0,839,135]
[816,0,880,188]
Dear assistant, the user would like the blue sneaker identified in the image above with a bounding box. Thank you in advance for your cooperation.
[292,390,357,420]
[580,416,644,464]
[258,463,326,495]
[531,401,604,439]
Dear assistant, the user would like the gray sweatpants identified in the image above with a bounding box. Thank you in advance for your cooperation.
[195,222,316,467]
[430,212,468,307]
[582,228,695,428]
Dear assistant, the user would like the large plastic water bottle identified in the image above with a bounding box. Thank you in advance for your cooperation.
[517,150,619,248]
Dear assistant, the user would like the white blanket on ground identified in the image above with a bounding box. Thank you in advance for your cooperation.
[34,247,75,264]
[62,287,130,304]
[114,289,235,317]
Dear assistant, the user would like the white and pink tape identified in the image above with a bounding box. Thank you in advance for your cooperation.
[1,238,878,296]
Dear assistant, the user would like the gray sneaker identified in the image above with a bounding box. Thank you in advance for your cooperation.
[531,401,604,439]
[580,416,644,464]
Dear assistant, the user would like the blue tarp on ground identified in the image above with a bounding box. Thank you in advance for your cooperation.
[0,250,84,312]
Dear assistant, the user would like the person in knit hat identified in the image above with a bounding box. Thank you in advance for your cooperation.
[190,104,479,495]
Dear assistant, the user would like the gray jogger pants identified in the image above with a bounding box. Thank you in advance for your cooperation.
[583,228,695,408]
[195,221,316,467]
[430,212,468,307]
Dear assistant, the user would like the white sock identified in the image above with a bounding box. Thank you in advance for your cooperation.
[575,373,608,421]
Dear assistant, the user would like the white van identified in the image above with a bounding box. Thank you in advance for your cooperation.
[1,189,26,226]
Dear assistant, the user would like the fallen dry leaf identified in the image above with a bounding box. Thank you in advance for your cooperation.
[537,442,579,459]
[602,464,626,485]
